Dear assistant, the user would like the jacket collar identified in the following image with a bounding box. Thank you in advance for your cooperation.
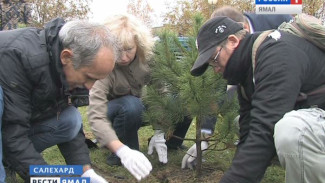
[223,33,258,85]
[43,18,68,93]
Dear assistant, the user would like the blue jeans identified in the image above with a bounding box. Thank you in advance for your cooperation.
[28,106,82,152]
[107,95,143,150]
[0,86,5,183]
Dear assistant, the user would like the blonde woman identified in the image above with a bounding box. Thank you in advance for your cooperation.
[88,13,154,181]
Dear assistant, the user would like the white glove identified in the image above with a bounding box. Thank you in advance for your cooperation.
[181,141,208,170]
[116,145,152,181]
[147,130,168,164]
[81,169,108,183]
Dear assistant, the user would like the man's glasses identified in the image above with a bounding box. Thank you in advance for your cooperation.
[209,47,223,68]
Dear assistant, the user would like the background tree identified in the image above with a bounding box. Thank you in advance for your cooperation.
[303,0,325,21]
[162,0,254,35]
[162,0,210,35]
[1,0,91,29]
[127,0,153,27]
[29,0,91,28]
[144,13,239,177]
[0,0,31,30]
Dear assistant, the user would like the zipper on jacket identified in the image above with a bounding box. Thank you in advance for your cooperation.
[56,101,61,121]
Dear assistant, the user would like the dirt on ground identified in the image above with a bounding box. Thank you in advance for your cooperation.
[92,160,225,183]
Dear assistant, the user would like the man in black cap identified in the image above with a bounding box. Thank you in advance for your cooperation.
[191,16,325,183]
[210,6,292,93]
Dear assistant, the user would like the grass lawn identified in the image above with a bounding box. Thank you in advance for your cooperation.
[6,107,284,183]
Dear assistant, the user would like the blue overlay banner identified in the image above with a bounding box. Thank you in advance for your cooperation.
[30,165,83,176]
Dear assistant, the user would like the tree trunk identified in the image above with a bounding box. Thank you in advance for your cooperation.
[195,115,202,177]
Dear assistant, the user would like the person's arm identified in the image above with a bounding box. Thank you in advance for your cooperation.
[1,53,47,179]
[236,85,252,142]
[88,77,120,150]
[107,140,124,152]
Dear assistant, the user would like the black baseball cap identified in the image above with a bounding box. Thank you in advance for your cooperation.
[190,16,243,76]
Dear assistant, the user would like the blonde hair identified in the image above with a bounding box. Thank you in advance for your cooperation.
[103,13,155,64]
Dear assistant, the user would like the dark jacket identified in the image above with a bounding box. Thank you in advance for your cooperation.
[221,31,325,183]
[244,13,292,32]
[0,18,90,180]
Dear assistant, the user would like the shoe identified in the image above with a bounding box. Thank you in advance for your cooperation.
[106,153,122,166]
[166,143,187,150]
[85,138,98,149]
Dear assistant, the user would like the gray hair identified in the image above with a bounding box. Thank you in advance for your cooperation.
[219,29,248,47]
[59,20,121,69]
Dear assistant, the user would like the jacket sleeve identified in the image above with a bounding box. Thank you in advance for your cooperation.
[220,42,306,183]
[88,77,119,147]
[1,52,47,179]
[236,86,252,142]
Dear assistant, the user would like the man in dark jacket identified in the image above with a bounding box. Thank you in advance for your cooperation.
[0,18,120,182]
[191,16,325,183]
[182,6,293,169]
